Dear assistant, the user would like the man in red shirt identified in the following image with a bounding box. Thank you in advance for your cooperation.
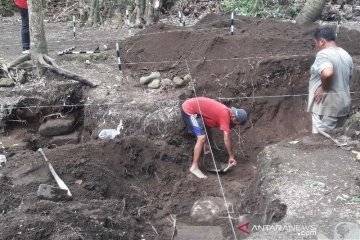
[181,97,247,179]
[14,0,30,53]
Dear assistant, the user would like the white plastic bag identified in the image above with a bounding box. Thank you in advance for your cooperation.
[98,129,120,140]
[0,154,7,167]
[98,120,123,140]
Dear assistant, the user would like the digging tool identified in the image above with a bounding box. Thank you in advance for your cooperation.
[317,129,352,151]
[202,140,234,173]
[202,152,234,173]
[38,148,72,197]
[207,163,233,173]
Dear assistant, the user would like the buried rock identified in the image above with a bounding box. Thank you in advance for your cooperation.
[183,74,192,83]
[39,115,76,136]
[161,78,173,88]
[140,71,161,85]
[173,76,190,88]
[148,79,161,89]
[173,77,184,87]
[175,223,223,240]
[190,196,230,223]
[49,132,79,146]
[37,184,72,201]
[344,113,360,139]
[0,78,14,87]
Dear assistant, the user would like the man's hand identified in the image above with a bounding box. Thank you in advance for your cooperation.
[228,157,237,167]
[314,86,328,104]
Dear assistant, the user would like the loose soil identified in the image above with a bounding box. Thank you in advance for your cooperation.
[1,13,360,239]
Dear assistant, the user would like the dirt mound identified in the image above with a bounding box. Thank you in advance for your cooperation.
[121,14,360,155]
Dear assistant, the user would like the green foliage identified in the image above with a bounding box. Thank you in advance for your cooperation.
[287,6,299,17]
[222,0,264,16]
[223,0,306,19]
[0,0,16,16]
[268,4,285,18]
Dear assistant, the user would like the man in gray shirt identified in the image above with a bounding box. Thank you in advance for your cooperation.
[308,26,353,133]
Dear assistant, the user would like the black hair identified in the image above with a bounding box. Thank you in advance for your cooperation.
[314,26,336,41]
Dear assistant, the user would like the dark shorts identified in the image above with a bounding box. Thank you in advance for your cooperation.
[181,109,205,137]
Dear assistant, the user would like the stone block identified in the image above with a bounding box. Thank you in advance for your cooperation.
[50,132,79,146]
[37,184,72,201]
[161,78,173,88]
[183,74,192,83]
[39,116,76,136]
[344,113,360,139]
[140,72,161,85]
[173,76,186,88]
[148,79,161,89]
[0,78,14,87]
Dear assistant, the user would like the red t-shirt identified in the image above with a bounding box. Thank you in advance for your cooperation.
[182,97,231,132]
[14,0,28,9]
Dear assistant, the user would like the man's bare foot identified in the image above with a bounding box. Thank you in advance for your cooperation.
[190,165,208,179]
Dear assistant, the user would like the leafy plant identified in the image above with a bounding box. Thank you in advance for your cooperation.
[222,0,264,16]
[287,6,299,17]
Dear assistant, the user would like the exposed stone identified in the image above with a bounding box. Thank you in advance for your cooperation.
[39,115,76,136]
[8,164,50,186]
[37,184,72,201]
[247,136,360,239]
[175,223,223,240]
[190,196,229,223]
[173,76,186,88]
[354,6,360,17]
[334,222,360,240]
[49,132,79,146]
[183,74,192,83]
[148,79,161,89]
[0,78,14,87]
[140,71,161,85]
[344,113,360,139]
[161,78,172,88]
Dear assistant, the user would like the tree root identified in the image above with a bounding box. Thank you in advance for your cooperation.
[6,53,96,88]
[7,53,31,69]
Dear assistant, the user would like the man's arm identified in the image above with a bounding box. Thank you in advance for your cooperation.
[320,68,334,91]
[224,131,236,166]
[315,67,334,104]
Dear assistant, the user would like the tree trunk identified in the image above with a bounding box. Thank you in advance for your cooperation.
[6,0,95,87]
[79,0,87,25]
[296,0,327,24]
[146,0,154,25]
[104,0,115,19]
[153,0,161,22]
[28,0,48,74]
[89,0,100,25]
[134,0,142,25]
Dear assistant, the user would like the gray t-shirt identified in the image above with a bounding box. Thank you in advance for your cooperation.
[307,47,353,117]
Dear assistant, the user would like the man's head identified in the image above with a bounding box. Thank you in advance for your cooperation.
[230,107,247,126]
[313,26,336,52]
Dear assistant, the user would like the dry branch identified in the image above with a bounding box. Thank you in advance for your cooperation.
[40,54,96,87]
[7,53,31,69]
